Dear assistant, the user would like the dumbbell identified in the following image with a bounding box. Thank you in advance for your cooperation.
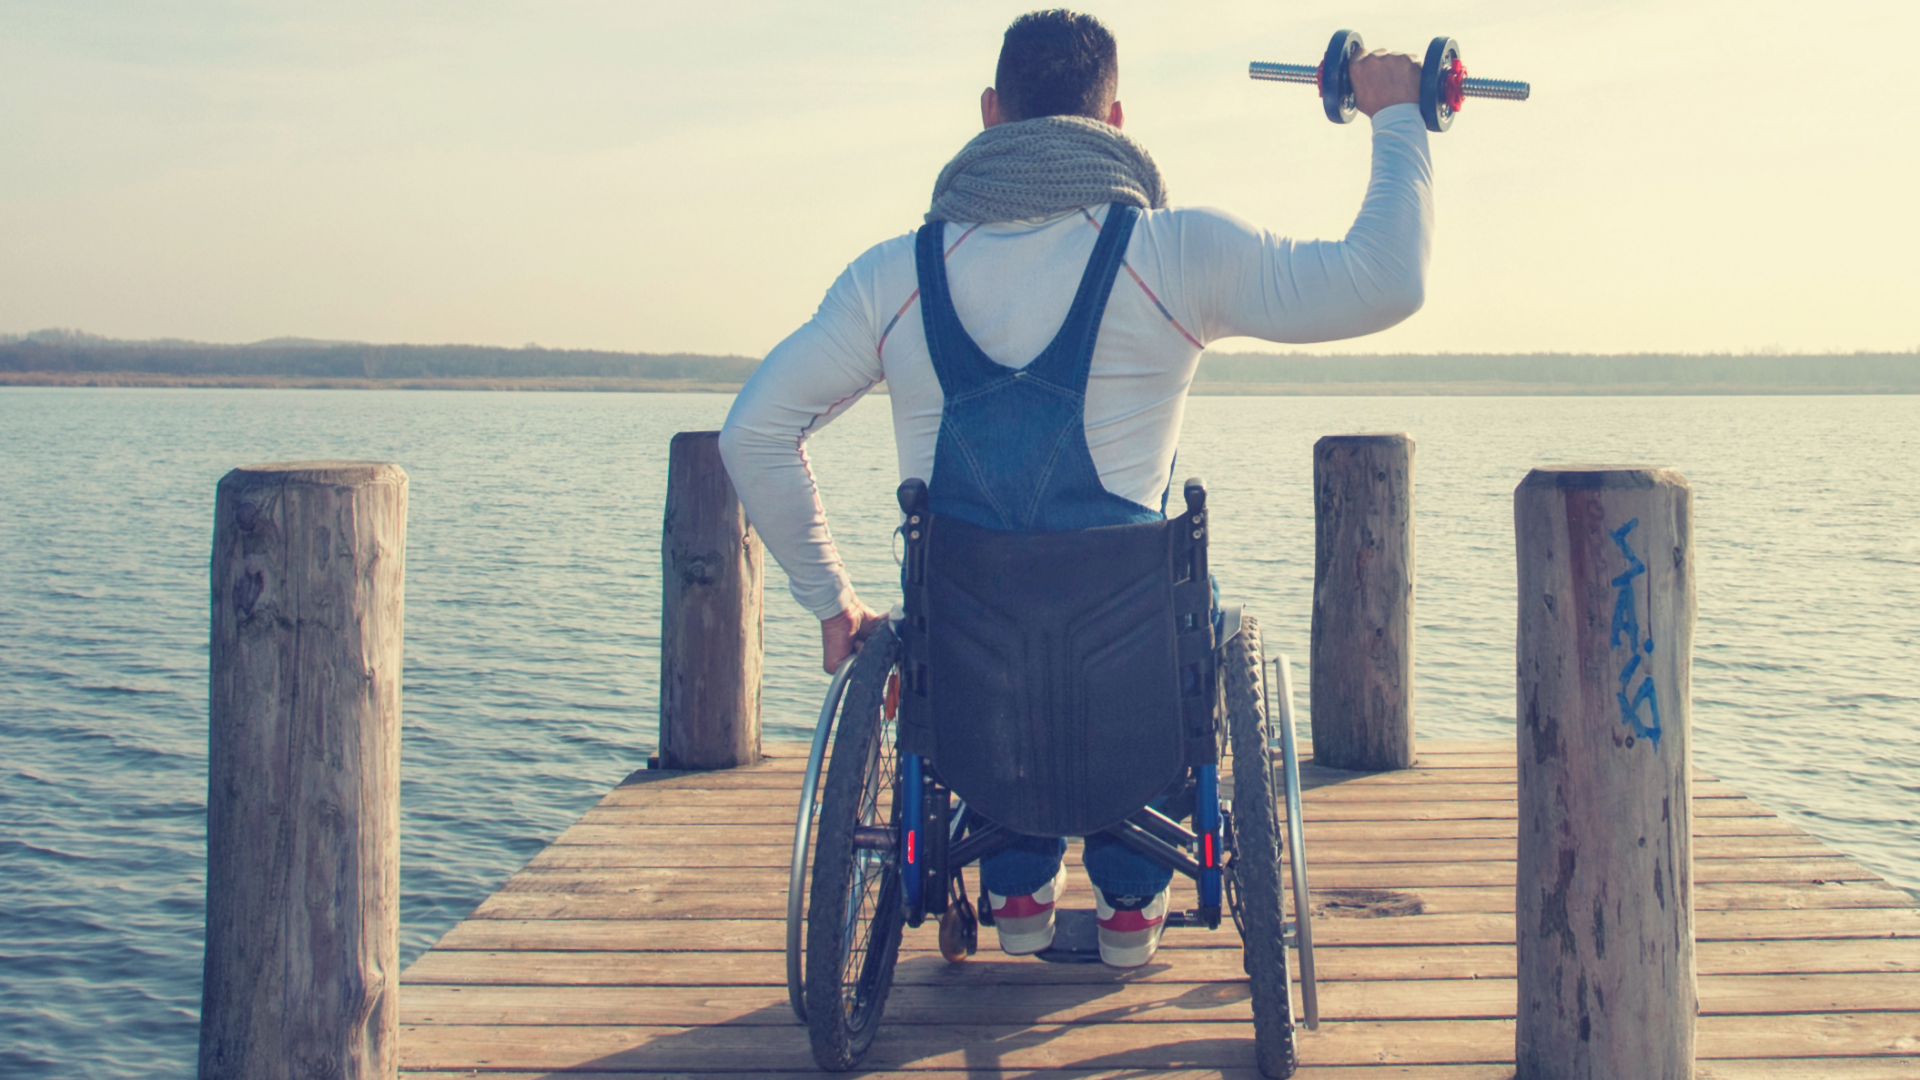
[1249,30,1530,133]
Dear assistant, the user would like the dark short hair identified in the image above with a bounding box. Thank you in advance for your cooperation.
[994,10,1118,122]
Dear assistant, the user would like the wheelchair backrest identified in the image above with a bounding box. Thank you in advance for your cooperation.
[895,478,1217,837]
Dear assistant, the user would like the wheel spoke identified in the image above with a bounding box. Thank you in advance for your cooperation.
[806,638,906,1059]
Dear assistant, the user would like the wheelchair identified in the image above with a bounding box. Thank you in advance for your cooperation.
[784,478,1317,1078]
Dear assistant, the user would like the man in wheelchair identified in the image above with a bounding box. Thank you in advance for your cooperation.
[718,10,1428,1074]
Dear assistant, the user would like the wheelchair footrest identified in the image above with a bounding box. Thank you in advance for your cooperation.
[1034,909,1102,964]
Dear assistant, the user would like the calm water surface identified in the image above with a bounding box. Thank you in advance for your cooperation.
[1,389,1914,1077]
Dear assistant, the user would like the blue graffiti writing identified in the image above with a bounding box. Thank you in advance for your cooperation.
[1608,519,1662,748]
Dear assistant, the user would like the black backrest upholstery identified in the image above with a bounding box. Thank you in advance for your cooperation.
[896,479,1216,837]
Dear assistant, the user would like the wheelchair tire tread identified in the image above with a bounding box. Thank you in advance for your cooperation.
[803,631,906,1071]
[1226,616,1299,1079]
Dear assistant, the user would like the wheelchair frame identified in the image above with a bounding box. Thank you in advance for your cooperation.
[784,483,1318,1078]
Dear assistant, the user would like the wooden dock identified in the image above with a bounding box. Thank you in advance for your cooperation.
[398,740,1920,1078]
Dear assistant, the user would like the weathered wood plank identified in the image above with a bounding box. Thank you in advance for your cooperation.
[536,832,1831,868]
[1284,795,1776,822]
[740,738,1512,766]
[402,938,1920,992]
[588,785,1763,817]
[1319,754,1514,770]
[398,1065,1920,1080]
[1299,814,1804,840]
[1304,768,1517,787]
[420,915,1500,952]
[1700,938,1920,974]
[423,906,1920,955]
[1700,973,1920,1015]
[1694,1060,1920,1079]
[394,1013,1920,1071]
[401,1060,1512,1068]
[560,814,1810,845]
[405,944,1516,988]
[1698,1012,1920,1058]
[1692,907,1920,939]
[473,879,1914,922]
[493,867,789,893]
[517,845,1880,892]
[396,979,1474,1027]
[1297,782,1502,803]
[394,1019,1481,1072]
[399,972,1920,1029]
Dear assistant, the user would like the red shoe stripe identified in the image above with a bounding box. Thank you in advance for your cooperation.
[993,894,1055,919]
[1097,909,1165,933]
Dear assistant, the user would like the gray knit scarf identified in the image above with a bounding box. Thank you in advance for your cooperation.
[927,114,1168,224]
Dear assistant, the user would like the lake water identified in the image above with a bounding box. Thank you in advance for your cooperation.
[2,388,1915,1078]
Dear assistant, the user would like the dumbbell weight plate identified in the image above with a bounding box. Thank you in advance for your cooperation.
[1420,36,1460,133]
[1321,29,1364,124]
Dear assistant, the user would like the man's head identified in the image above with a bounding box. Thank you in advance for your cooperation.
[983,10,1120,129]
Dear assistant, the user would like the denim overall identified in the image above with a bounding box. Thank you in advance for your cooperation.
[914,203,1175,900]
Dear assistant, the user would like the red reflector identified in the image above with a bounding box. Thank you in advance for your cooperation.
[1203,832,1215,867]
[906,830,917,864]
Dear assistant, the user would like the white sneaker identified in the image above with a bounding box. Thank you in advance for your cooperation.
[986,862,1069,955]
[1094,884,1170,968]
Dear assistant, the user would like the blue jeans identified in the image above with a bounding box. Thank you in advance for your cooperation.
[980,829,1176,900]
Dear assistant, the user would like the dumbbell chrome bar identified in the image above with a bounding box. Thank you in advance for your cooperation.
[1251,31,1530,132]
[1249,61,1529,102]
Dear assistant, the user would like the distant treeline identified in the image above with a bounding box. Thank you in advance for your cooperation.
[1195,351,1920,388]
[3,330,1915,391]
[0,331,760,383]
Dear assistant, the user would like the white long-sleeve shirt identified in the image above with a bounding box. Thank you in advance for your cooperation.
[720,104,1433,619]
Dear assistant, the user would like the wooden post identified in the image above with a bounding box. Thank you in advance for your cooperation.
[201,461,407,1080]
[1514,466,1696,1080]
[659,431,763,769]
[1310,433,1416,771]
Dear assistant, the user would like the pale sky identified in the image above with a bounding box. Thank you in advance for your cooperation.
[3,0,1916,356]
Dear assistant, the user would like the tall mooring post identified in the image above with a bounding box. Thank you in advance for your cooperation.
[201,462,407,1080]
[1514,466,1696,1080]
[1310,433,1416,770]
[659,430,764,769]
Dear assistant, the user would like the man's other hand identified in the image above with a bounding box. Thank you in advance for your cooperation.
[822,601,889,674]
[1351,50,1422,117]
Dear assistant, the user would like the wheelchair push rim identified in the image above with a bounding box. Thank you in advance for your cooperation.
[1272,652,1319,1030]
[802,628,908,1069]
[785,647,861,1024]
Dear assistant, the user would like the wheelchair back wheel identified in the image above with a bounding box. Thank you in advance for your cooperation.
[1224,615,1298,1079]
[803,629,906,1070]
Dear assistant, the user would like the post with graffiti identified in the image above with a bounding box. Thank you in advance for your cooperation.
[1513,466,1696,1080]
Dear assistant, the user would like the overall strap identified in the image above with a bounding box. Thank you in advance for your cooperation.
[914,204,1141,396]
[1025,203,1138,392]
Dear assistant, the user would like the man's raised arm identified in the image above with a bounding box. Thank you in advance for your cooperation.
[1177,53,1434,347]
